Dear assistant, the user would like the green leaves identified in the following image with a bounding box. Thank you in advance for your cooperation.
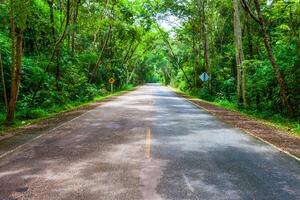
[14,0,30,30]
[0,0,299,123]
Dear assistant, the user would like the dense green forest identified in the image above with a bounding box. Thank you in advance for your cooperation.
[0,0,299,130]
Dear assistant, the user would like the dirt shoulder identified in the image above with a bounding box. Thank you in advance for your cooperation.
[175,91,300,161]
[0,88,136,156]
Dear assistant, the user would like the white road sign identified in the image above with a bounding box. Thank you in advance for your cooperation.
[199,72,209,82]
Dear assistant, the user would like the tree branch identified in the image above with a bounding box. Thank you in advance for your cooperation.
[240,0,262,25]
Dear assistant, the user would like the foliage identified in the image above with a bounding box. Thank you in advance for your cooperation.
[154,0,300,121]
[0,0,158,125]
[0,0,299,129]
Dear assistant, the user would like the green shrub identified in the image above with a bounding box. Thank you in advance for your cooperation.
[18,108,48,119]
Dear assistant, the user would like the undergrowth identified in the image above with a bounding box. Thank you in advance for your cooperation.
[175,87,300,136]
[0,84,134,136]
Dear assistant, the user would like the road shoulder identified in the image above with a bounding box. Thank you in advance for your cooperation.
[172,89,300,161]
[0,88,137,157]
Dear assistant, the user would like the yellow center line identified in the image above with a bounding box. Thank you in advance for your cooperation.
[145,127,152,159]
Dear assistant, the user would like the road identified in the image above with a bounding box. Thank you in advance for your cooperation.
[0,84,299,200]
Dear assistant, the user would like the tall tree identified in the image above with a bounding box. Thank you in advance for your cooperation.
[240,0,295,117]
[46,0,71,72]
[233,0,246,105]
[7,27,24,122]
[197,0,211,91]
[47,0,55,42]
[0,50,8,110]
[71,0,80,59]
[6,0,28,122]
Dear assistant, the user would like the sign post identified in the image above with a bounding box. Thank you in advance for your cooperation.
[109,78,115,93]
[199,72,209,82]
[199,72,210,92]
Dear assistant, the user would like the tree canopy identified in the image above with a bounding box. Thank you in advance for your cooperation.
[0,0,299,125]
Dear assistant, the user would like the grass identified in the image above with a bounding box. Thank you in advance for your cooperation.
[172,87,300,137]
[214,100,300,136]
[0,85,135,136]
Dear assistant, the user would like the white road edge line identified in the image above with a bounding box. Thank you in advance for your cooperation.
[168,86,300,162]
[0,90,134,160]
[0,109,94,159]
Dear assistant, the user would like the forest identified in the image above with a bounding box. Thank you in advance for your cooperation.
[0,0,299,132]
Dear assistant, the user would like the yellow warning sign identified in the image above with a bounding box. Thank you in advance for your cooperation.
[109,78,115,84]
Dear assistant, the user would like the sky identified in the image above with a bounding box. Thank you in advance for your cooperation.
[158,15,181,32]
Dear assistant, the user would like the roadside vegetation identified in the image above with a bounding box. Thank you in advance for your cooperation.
[0,0,299,135]
[161,0,300,135]
[0,0,159,129]
[213,100,300,136]
[0,84,133,135]
[174,88,300,136]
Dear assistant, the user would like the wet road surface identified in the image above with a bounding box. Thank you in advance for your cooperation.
[0,84,299,200]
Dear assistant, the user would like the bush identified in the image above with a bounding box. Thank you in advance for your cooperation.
[193,88,215,101]
[18,108,48,119]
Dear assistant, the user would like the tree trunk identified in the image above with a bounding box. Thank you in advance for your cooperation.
[233,0,246,106]
[71,32,75,59]
[89,24,112,83]
[10,0,15,94]
[199,0,211,92]
[45,0,71,72]
[252,0,294,117]
[89,1,115,82]
[71,0,80,59]
[245,19,254,59]
[164,35,193,89]
[0,50,8,110]
[155,23,193,88]
[48,0,55,42]
[55,49,60,89]
[192,25,198,88]
[68,32,71,54]
[295,7,300,70]
[6,28,23,122]
[127,64,137,85]
[240,0,295,116]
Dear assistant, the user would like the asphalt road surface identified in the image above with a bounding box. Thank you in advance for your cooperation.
[0,84,300,200]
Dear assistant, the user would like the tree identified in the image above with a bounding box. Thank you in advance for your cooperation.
[233,0,246,106]
[0,50,8,110]
[240,0,295,117]
[6,0,28,122]
[199,0,211,92]
[0,0,299,125]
